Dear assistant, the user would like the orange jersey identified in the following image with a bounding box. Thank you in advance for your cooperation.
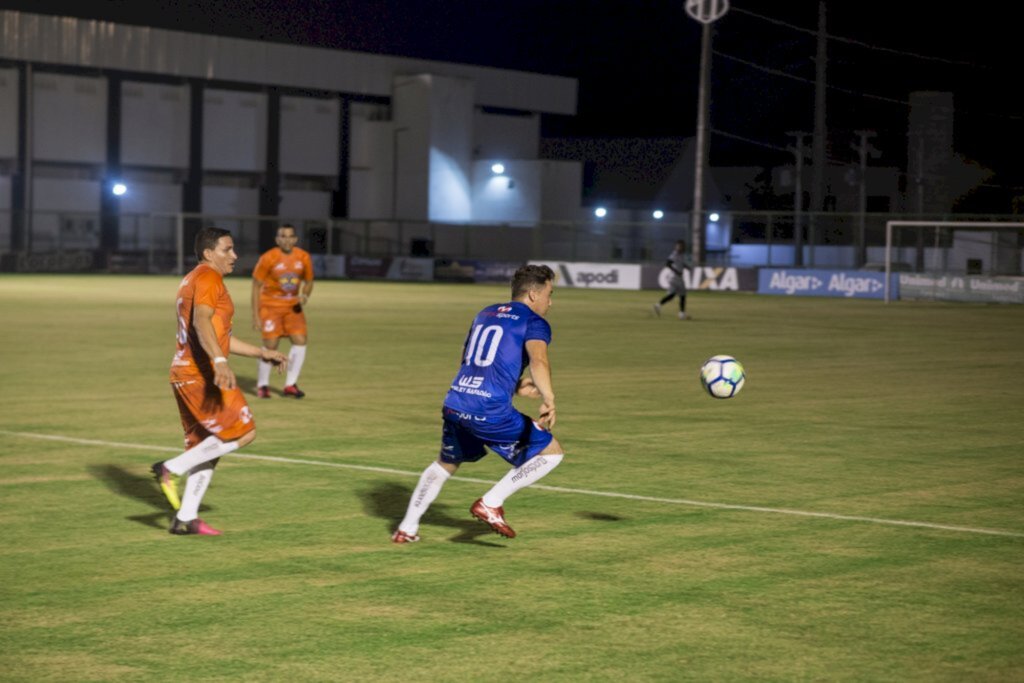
[170,264,234,382]
[252,247,314,308]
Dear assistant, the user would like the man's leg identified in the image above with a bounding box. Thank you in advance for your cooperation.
[472,433,565,539]
[258,337,279,397]
[393,460,456,542]
[170,460,221,535]
[284,334,307,394]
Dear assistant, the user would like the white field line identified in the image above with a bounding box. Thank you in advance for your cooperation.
[4,429,1023,539]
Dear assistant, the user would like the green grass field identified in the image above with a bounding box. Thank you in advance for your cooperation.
[1,274,1023,682]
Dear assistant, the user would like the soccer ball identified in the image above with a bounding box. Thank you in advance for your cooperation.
[700,355,746,399]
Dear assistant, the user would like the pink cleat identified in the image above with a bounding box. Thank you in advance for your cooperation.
[170,517,222,536]
[470,498,516,538]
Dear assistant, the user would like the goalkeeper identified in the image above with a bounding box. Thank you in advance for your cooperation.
[652,239,691,320]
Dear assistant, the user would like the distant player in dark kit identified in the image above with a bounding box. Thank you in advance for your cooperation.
[392,264,565,543]
[652,239,692,320]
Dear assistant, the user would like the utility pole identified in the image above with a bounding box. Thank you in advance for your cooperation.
[809,1,828,268]
[787,131,811,267]
[852,130,878,267]
[684,0,729,266]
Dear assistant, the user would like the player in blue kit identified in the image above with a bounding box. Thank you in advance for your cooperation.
[392,264,565,543]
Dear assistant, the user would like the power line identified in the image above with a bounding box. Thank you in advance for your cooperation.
[730,6,985,69]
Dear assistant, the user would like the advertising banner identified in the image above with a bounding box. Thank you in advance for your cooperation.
[346,256,391,279]
[386,257,434,281]
[530,261,641,290]
[899,273,1024,303]
[642,265,758,292]
[758,268,897,299]
[434,259,522,284]
[311,254,346,278]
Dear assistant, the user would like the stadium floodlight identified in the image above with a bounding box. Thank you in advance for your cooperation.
[491,163,505,175]
[709,212,720,222]
[594,207,607,218]
[652,210,664,220]
[111,182,127,196]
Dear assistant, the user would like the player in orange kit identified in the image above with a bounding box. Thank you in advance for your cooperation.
[151,226,288,535]
[251,224,315,398]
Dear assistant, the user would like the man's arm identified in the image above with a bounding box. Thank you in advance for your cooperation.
[525,339,556,430]
[300,279,313,306]
[230,336,287,366]
[194,304,238,390]
[251,279,263,332]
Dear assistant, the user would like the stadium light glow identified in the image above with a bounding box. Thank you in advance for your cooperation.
[490,163,505,175]
[709,212,720,222]
[594,207,607,218]
[111,182,127,196]
[652,210,664,220]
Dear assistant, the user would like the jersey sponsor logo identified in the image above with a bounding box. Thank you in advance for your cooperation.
[274,263,286,270]
[457,375,484,389]
[497,305,512,312]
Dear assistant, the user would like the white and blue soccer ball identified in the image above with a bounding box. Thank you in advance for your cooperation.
[700,355,746,399]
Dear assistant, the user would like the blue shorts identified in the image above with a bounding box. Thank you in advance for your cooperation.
[440,407,554,468]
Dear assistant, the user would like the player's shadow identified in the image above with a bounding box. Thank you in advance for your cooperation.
[361,481,505,546]
[576,511,625,522]
[88,464,210,529]
[234,375,261,396]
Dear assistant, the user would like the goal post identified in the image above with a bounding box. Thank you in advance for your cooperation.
[884,220,1024,303]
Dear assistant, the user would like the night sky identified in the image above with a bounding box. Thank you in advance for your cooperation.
[6,0,1023,201]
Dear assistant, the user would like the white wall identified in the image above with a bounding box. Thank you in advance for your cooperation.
[0,68,18,160]
[30,178,101,250]
[32,73,106,163]
[280,95,339,177]
[348,117,394,219]
[117,182,182,249]
[201,186,259,215]
[471,160,541,223]
[428,76,474,222]
[392,75,432,220]
[122,81,190,169]
[203,88,266,172]
[279,189,331,220]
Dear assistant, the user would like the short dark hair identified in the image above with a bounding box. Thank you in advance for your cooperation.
[511,264,555,299]
[194,226,232,261]
[277,224,297,235]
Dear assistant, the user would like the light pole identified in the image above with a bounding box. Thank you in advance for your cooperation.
[684,0,728,266]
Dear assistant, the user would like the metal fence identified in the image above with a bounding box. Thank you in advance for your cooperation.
[1,209,1021,275]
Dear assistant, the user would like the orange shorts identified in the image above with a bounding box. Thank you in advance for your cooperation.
[172,380,255,449]
[260,304,307,340]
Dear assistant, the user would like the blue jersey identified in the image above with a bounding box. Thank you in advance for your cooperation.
[443,301,552,417]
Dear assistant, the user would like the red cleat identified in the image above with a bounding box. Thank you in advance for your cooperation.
[170,517,222,536]
[283,384,305,399]
[257,386,271,399]
[470,498,516,538]
[391,529,420,544]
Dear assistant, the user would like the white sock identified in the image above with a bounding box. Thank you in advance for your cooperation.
[177,461,216,522]
[482,454,563,508]
[257,357,272,387]
[286,345,307,386]
[398,462,451,535]
[164,435,239,475]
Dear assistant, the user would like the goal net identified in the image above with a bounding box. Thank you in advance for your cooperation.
[884,220,1024,303]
